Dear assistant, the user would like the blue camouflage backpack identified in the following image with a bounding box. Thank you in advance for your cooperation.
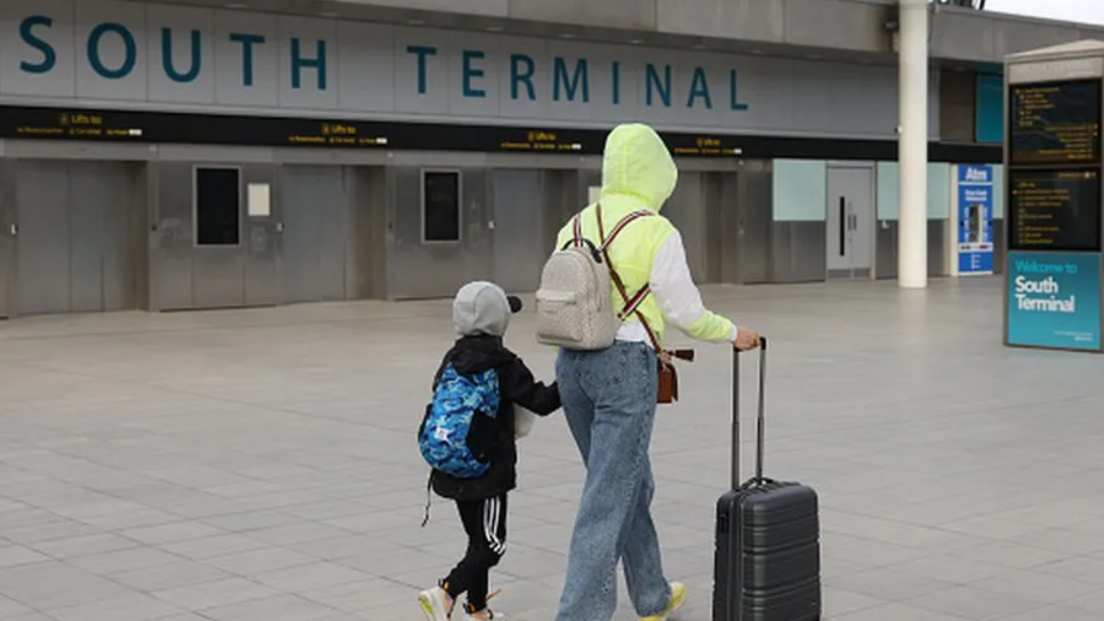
[418,364,500,479]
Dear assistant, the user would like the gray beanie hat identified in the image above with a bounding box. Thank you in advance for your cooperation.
[452,281,523,337]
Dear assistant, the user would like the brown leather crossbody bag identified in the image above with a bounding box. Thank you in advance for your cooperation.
[595,203,695,404]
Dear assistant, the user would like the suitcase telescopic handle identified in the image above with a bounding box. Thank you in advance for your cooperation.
[732,337,768,490]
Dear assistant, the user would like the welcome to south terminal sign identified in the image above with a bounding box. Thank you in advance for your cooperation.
[0,0,916,136]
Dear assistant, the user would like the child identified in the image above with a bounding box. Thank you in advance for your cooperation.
[418,281,561,621]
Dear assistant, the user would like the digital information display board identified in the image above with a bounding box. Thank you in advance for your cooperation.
[1008,168,1101,252]
[0,104,1005,162]
[0,105,755,159]
[1009,80,1102,166]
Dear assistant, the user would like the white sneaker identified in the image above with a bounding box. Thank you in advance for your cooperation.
[466,610,504,621]
[418,586,453,621]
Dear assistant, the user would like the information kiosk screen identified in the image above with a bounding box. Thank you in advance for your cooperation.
[1008,168,1101,252]
[1009,80,1102,166]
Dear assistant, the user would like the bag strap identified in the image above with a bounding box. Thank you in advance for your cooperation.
[573,208,648,252]
[596,203,663,353]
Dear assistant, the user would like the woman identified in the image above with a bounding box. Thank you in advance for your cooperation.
[553,123,760,621]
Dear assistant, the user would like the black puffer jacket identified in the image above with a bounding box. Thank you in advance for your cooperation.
[424,335,561,501]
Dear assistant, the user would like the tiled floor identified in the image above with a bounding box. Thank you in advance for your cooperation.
[0,277,1102,620]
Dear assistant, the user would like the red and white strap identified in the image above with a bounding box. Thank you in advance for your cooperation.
[574,207,656,319]
[619,282,651,319]
[599,210,652,252]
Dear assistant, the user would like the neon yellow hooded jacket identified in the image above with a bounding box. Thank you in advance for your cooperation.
[555,123,736,347]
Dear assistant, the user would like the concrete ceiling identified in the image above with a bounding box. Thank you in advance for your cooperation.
[134,0,907,67]
[126,0,1098,69]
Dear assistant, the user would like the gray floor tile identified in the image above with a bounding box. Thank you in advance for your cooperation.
[298,578,411,613]
[29,533,141,560]
[887,554,1010,585]
[0,520,103,546]
[158,534,269,561]
[47,594,184,621]
[830,602,971,620]
[120,522,226,546]
[822,588,885,617]
[1003,605,1104,621]
[110,560,232,592]
[202,547,318,576]
[244,523,353,546]
[970,569,1099,605]
[199,594,335,621]
[826,567,958,602]
[251,562,371,592]
[151,577,280,611]
[68,548,183,576]
[0,595,32,618]
[0,547,50,569]
[907,586,1048,620]
[0,614,58,621]
[200,511,301,533]
[0,561,135,610]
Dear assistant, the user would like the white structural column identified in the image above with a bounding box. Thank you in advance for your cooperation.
[898,0,929,288]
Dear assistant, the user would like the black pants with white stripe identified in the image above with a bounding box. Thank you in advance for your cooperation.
[443,493,508,612]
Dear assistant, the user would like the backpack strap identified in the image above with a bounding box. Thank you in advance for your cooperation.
[595,203,663,353]
[598,210,652,253]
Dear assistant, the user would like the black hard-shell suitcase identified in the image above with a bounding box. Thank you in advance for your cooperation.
[712,339,821,621]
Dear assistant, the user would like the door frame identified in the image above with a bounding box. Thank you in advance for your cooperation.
[825,161,877,280]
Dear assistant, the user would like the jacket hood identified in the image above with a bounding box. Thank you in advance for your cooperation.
[452,281,521,338]
[449,335,516,375]
[599,123,679,212]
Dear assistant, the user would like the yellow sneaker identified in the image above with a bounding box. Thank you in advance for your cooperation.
[640,582,687,621]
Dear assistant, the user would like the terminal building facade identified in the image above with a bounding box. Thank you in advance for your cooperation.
[0,0,1093,315]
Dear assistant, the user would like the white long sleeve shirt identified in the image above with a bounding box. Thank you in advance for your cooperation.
[617,229,738,347]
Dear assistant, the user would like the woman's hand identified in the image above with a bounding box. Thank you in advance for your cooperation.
[734,327,761,351]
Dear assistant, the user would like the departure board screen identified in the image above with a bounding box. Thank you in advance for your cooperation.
[1009,168,1101,251]
[1009,80,1102,166]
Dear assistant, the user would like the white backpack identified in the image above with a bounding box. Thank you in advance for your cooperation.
[535,207,652,350]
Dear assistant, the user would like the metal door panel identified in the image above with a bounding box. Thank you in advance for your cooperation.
[0,163,15,318]
[281,166,319,303]
[68,163,106,313]
[491,170,544,293]
[102,163,141,312]
[194,249,244,309]
[735,172,771,284]
[665,172,704,281]
[192,165,245,310]
[151,163,196,311]
[242,164,278,307]
[826,166,875,278]
[702,173,724,283]
[849,168,875,272]
[280,165,318,304]
[317,168,348,301]
[826,169,850,273]
[16,161,70,315]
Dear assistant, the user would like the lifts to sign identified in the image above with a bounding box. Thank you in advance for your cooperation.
[14,14,751,112]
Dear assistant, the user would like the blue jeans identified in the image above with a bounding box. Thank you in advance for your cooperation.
[554,341,671,621]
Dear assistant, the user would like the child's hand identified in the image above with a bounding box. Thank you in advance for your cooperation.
[514,405,537,439]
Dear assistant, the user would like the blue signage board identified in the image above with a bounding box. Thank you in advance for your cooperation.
[957,164,995,274]
[1007,251,1102,351]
